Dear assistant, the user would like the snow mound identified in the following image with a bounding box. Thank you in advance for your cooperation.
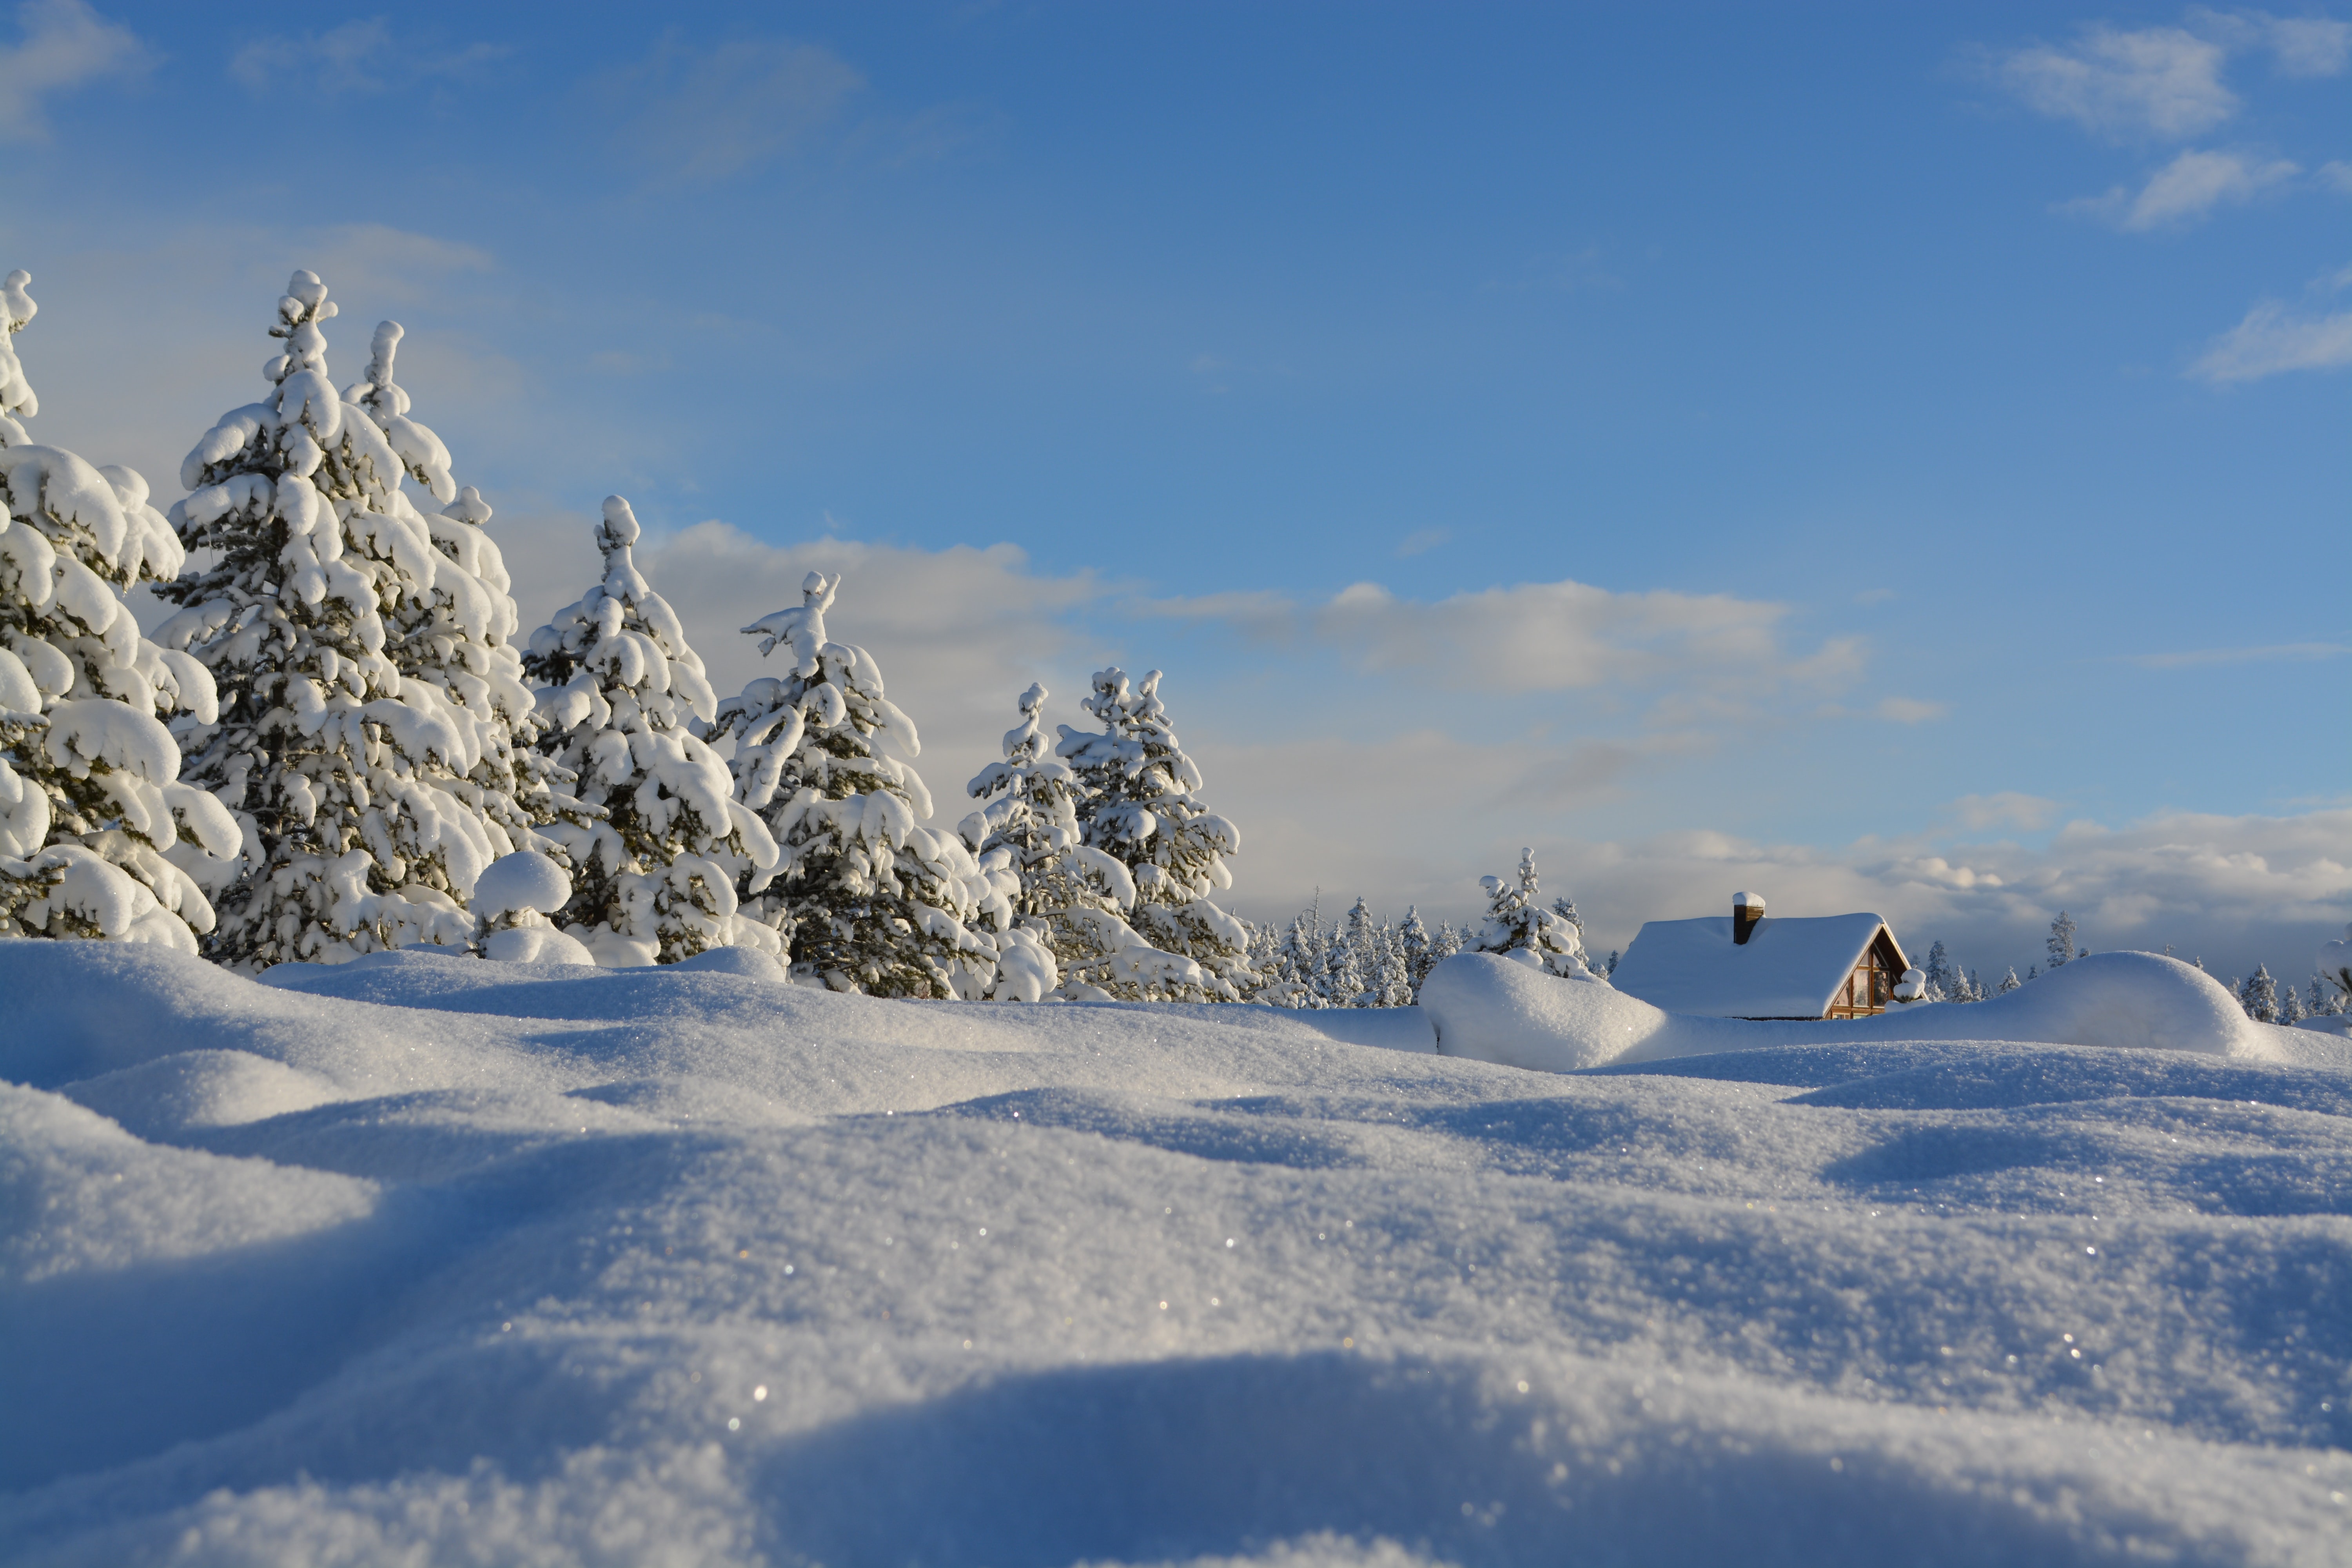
[1423,949,2296,1071]
[2,940,2348,1566]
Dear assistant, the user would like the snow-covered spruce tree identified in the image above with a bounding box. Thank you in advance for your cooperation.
[1922,940,1957,1003]
[2237,964,2278,1024]
[157,270,517,967]
[1473,848,1602,979]
[0,269,240,946]
[1398,905,1436,996]
[2279,985,2305,1025]
[1996,966,2022,995]
[345,322,585,869]
[1055,666,1253,1001]
[708,569,1005,996]
[2046,911,2076,969]
[961,681,1194,1000]
[523,496,777,965]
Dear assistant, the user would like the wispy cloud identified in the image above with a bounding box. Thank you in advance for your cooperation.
[2063,146,2300,229]
[2188,6,2352,76]
[230,19,505,96]
[1873,697,1947,724]
[0,0,147,142]
[2125,641,2352,667]
[1991,23,2238,140]
[595,35,866,182]
[1141,575,1865,702]
[1394,528,1450,558]
[2189,291,2352,381]
[1949,791,2062,831]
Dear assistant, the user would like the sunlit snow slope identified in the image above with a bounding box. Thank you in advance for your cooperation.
[2,943,2348,1567]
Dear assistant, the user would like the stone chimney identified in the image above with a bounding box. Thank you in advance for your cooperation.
[1732,891,1765,945]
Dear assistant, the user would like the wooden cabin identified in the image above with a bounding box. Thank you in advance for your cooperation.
[1608,893,1911,1020]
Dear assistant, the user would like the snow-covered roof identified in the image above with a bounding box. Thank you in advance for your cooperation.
[1609,912,1898,1018]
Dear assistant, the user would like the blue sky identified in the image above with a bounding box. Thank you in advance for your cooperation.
[4,1,2346,978]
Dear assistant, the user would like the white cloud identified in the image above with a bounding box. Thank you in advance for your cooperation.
[1199,722,2349,979]
[2063,147,2299,229]
[1143,577,1865,702]
[2319,160,2352,194]
[229,20,504,95]
[2189,297,2352,381]
[0,0,146,142]
[597,36,866,182]
[2126,640,2351,668]
[1994,24,2238,140]
[2189,7,2352,76]
[1949,792,2061,831]
[1872,697,1946,724]
[1394,528,1450,558]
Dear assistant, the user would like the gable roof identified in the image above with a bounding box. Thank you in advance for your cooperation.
[1609,913,1900,1019]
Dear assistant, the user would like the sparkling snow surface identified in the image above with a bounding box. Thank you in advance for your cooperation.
[3,944,2349,1567]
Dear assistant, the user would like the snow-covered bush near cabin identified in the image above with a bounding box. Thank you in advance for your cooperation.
[1056,667,1254,1002]
[155,271,521,968]
[0,269,239,950]
[710,569,1006,996]
[1473,846,1603,980]
[963,681,1196,1001]
[345,322,587,873]
[522,496,777,966]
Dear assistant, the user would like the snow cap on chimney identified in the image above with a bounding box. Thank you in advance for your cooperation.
[1732,891,1766,945]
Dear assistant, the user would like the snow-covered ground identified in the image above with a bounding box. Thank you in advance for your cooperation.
[4,944,2349,1566]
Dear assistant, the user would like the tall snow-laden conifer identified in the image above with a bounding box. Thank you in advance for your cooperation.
[0,270,240,946]
[523,496,777,965]
[1056,667,1253,1001]
[1473,848,1602,979]
[709,569,1005,995]
[158,270,503,967]
[961,681,1191,1000]
[2237,964,2278,1023]
[2046,911,2077,969]
[345,322,582,868]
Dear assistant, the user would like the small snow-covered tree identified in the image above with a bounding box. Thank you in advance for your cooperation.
[2320,928,2352,1013]
[1398,905,1436,996]
[962,681,1190,1000]
[523,496,778,965]
[345,322,584,869]
[2046,911,2076,969]
[158,270,528,967]
[1056,667,1253,1000]
[708,569,1003,996]
[1472,848,1601,979]
[1920,939,1958,1003]
[2237,964,2278,1024]
[2279,985,2306,1025]
[0,270,239,947]
[1996,965,2022,994]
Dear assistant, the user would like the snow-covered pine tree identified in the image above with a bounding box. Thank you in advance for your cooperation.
[1472,848,1601,979]
[709,568,1004,996]
[2321,928,2352,1013]
[1370,913,1414,1008]
[1055,667,1253,1000]
[2046,911,2076,969]
[157,269,510,966]
[2237,964,2278,1024]
[1398,904,1435,996]
[2279,985,2305,1025]
[1921,939,1957,1002]
[344,321,584,872]
[0,269,240,947]
[523,496,778,965]
[1996,965,2022,994]
[962,681,1188,1000]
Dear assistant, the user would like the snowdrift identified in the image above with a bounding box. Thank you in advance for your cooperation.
[3,941,2349,1567]
[1421,949,2322,1073]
